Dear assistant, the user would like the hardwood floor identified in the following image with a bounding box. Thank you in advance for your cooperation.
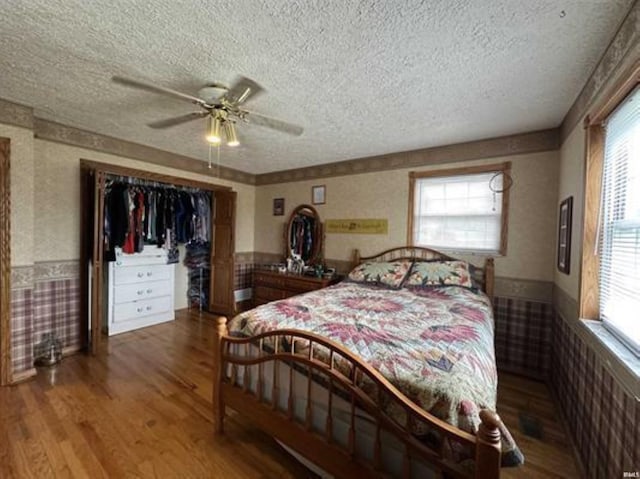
[0,310,580,478]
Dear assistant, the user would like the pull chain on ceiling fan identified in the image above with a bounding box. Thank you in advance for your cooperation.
[111,74,303,149]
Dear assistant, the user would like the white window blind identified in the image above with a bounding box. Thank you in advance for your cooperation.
[600,86,640,357]
[413,172,503,253]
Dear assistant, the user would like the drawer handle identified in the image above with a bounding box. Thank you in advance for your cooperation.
[146,306,152,311]
[146,272,153,277]
[137,272,144,278]
[137,290,144,295]
[136,307,143,313]
[146,289,153,294]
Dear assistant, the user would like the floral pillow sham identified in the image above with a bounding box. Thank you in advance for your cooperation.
[347,261,412,289]
[404,260,473,289]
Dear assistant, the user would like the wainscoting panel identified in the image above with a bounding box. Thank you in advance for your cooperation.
[493,297,553,379]
[10,287,33,374]
[33,277,81,352]
[551,315,639,477]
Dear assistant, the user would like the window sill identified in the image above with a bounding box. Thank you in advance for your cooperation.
[579,319,640,398]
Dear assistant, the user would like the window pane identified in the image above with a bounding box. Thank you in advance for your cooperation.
[600,86,640,357]
[413,170,504,253]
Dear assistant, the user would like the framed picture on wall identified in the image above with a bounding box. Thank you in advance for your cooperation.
[557,196,573,274]
[312,185,326,205]
[273,198,285,216]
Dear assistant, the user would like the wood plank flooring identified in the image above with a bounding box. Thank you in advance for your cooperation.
[0,310,580,478]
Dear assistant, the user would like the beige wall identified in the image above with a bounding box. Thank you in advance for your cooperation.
[255,150,560,281]
[1,124,35,267]
[1,123,255,310]
[34,139,255,262]
[554,124,585,300]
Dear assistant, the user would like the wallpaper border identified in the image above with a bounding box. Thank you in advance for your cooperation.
[560,1,640,140]
[11,265,34,290]
[255,129,559,185]
[0,97,560,187]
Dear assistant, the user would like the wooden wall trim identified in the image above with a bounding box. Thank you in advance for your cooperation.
[256,129,558,185]
[560,1,640,141]
[579,125,604,319]
[0,138,11,385]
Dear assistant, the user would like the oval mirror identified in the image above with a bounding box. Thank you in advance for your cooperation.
[285,204,323,265]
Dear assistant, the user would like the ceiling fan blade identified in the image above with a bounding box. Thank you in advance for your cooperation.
[112,75,207,107]
[147,111,209,129]
[242,111,303,136]
[223,76,264,106]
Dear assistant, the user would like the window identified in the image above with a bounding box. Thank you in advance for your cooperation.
[599,86,640,356]
[408,163,510,255]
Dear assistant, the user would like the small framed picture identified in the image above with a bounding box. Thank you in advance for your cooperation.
[312,185,326,205]
[273,198,284,216]
[557,196,573,274]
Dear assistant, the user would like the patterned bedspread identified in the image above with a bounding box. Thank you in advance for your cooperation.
[228,281,523,466]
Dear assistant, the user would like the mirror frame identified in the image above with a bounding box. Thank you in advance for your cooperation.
[284,204,323,265]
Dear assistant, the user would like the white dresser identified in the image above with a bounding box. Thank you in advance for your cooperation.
[106,247,175,336]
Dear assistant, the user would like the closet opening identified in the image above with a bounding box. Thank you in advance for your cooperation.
[80,160,236,354]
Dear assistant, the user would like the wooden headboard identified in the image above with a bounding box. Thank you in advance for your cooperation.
[352,246,495,299]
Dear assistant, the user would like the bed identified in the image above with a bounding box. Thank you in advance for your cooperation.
[212,246,521,478]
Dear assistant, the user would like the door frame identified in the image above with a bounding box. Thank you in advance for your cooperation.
[0,138,11,385]
[79,159,234,353]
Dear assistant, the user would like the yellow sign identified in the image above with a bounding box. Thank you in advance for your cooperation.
[326,219,388,235]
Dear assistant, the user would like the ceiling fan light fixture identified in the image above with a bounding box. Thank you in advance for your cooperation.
[206,115,221,144]
[225,121,240,147]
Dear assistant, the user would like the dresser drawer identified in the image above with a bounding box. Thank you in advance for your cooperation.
[254,286,288,302]
[114,264,172,285]
[113,279,173,304]
[112,296,172,323]
[285,277,323,293]
[254,272,286,289]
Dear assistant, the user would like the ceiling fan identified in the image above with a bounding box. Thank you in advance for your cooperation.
[111,75,303,147]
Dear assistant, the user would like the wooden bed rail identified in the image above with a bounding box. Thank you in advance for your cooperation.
[212,317,501,479]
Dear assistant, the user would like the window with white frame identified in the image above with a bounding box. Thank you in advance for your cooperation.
[599,86,640,357]
[409,163,510,255]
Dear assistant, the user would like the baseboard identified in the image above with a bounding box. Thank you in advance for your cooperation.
[11,367,36,384]
[496,365,548,383]
[546,379,587,479]
[62,345,82,357]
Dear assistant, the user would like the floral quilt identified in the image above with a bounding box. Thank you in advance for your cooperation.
[228,281,523,466]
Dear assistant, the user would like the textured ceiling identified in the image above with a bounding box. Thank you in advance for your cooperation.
[0,0,633,174]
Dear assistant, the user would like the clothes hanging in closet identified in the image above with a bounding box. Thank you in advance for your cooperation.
[104,182,212,255]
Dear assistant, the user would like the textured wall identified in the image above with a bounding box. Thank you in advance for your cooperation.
[0,124,34,267]
[554,124,585,300]
[255,151,559,281]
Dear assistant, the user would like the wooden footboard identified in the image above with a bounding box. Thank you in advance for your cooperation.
[212,317,501,479]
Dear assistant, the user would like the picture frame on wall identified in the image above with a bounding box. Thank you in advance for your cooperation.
[557,196,573,274]
[312,185,326,205]
[273,198,284,216]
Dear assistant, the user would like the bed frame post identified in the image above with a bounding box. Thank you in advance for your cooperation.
[475,410,501,479]
[484,257,495,300]
[352,249,361,269]
[212,316,228,435]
